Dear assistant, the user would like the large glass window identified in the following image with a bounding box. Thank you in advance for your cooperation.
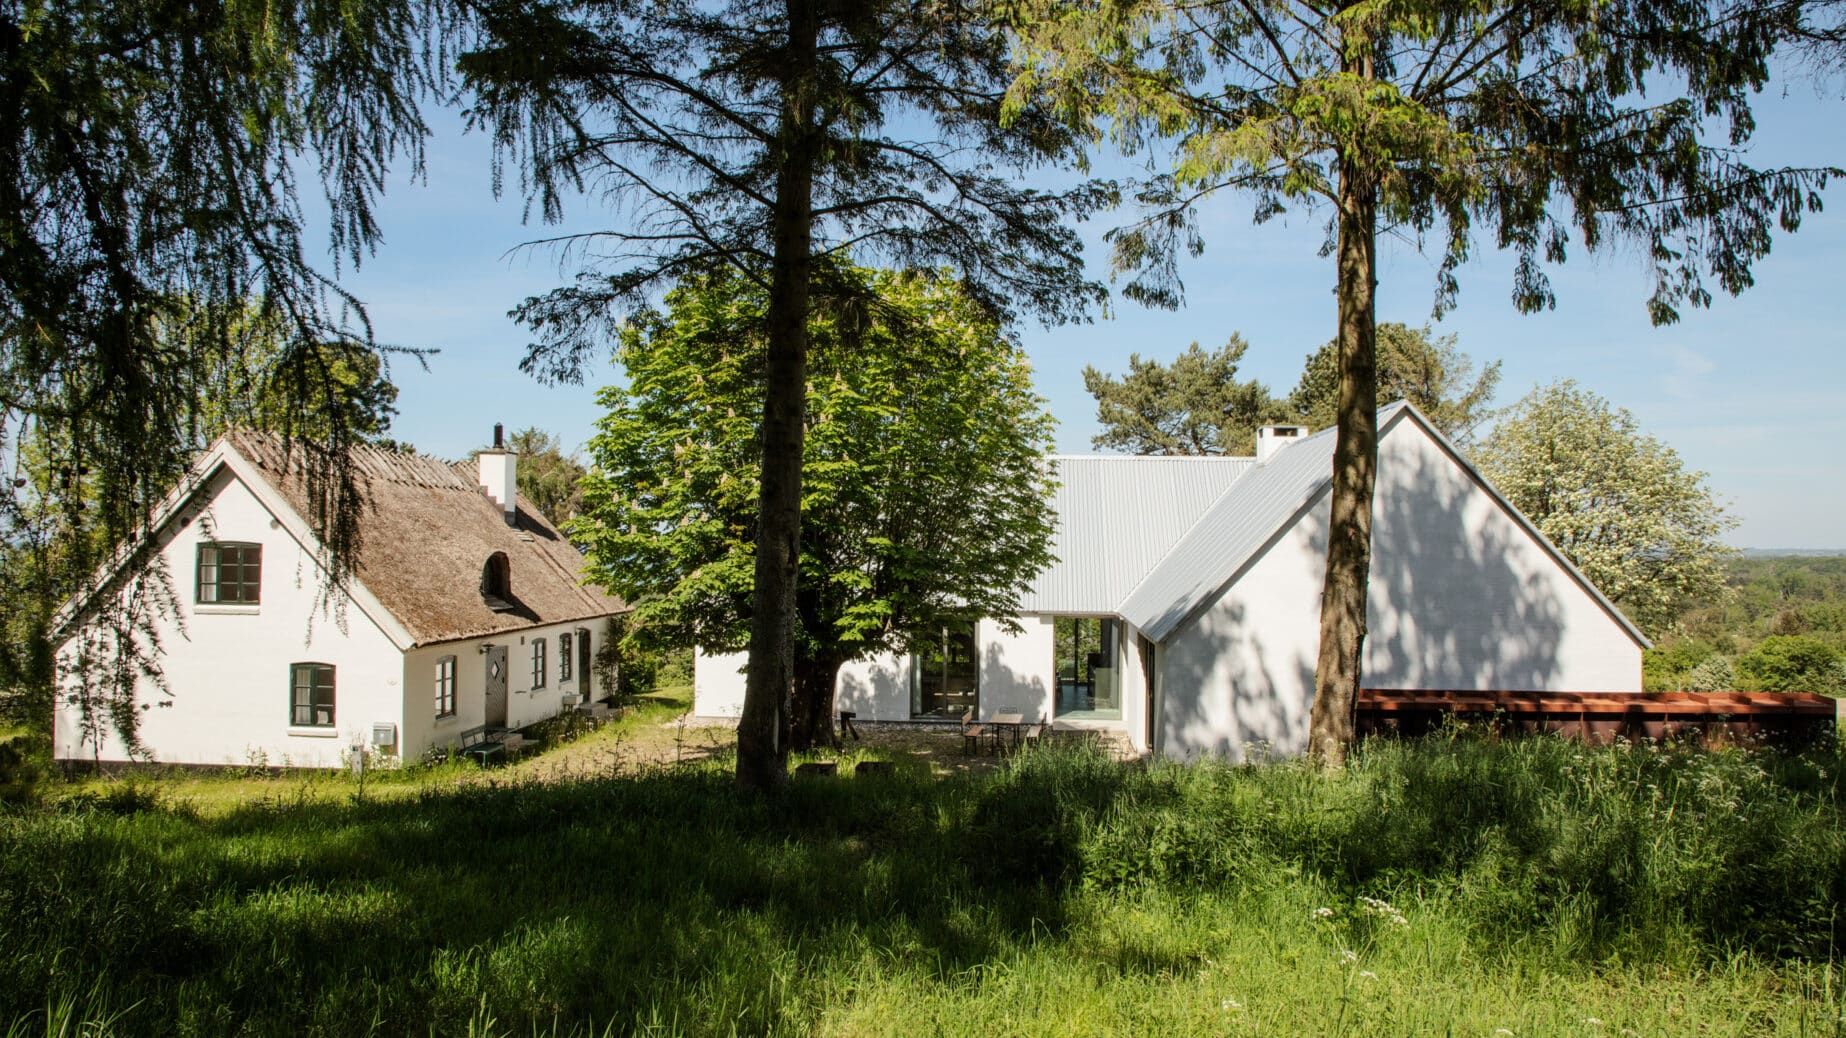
[1053,617,1120,719]
[290,663,335,727]
[197,542,261,604]
[912,620,978,719]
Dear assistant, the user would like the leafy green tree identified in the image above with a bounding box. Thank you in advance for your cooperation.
[1008,0,1832,762]
[1084,336,1287,455]
[468,428,586,529]
[572,262,1056,750]
[1290,324,1499,445]
[1736,635,1844,695]
[1474,381,1736,639]
[1,1,440,742]
[462,0,1099,788]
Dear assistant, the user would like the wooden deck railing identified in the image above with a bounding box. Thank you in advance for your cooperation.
[1357,688,1841,746]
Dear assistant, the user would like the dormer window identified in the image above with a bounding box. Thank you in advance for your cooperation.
[481,551,514,612]
[198,542,261,604]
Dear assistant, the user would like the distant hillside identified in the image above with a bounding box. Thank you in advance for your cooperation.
[1740,548,1846,559]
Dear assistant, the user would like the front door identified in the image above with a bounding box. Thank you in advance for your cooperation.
[484,644,509,727]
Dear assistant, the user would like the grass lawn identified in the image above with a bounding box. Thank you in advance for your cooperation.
[1,717,1841,1036]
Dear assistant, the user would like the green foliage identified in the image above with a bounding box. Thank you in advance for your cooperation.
[1685,654,1738,693]
[2,0,436,744]
[1737,636,1846,695]
[1,0,439,568]
[573,260,1056,667]
[1289,323,1500,444]
[1008,1,1833,324]
[0,737,1841,1034]
[1475,381,1736,639]
[1082,336,1287,455]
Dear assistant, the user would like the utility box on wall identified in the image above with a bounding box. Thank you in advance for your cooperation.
[370,722,397,749]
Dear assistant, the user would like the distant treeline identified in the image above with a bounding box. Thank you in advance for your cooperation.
[1645,556,1846,695]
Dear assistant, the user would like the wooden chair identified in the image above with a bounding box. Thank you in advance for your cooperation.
[959,709,987,756]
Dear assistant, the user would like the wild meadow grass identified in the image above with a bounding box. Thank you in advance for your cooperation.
[0,730,1840,1036]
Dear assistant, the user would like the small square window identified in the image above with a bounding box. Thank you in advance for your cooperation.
[434,656,457,718]
[290,663,335,727]
[198,542,261,604]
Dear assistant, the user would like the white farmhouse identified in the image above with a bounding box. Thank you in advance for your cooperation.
[53,428,626,768]
[696,403,1649,758]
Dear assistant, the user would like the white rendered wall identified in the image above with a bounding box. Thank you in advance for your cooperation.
[693,647,749,719]
[836,654,912,721]
[1158,417,1645,760]
[1117,621,1153,754]
[1362,421,1643,693]
[54,470,404,768]
[977,615,1054,722]
[402,621,603,761]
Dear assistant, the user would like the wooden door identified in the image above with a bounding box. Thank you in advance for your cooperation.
[485,644,509,727]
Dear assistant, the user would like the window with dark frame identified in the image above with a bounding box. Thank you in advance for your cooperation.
[435,656,457,718]
[532,638,547,688]
[290,663,335,727]
[197,542,261,604]
[559,633,573,683]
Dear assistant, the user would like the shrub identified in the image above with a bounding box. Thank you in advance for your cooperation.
[1686,653,1736,692]
[1737,635,1845,695]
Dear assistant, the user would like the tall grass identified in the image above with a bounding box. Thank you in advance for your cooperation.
[1,733,1840,1036]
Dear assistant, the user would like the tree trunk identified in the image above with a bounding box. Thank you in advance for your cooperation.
[1307,33,1380,769]
[735,0,819,793]
[790,652,843,752]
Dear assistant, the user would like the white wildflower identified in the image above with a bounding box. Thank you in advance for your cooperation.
[1340,949,1358,963]
[1584,1018,1604,1028]
[1221,998,1242,1011]
[1358,970,1376,980]
[1313,906,1335,920]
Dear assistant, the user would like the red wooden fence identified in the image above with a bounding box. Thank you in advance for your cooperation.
[1357,688,1841,746]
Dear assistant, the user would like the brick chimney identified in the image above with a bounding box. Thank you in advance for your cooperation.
[478,423,518,524]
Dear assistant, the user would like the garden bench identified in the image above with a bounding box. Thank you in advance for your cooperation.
[457,725,508,765]
[959,709,987,756]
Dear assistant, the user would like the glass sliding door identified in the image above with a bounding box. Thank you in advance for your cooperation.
[1053,616,1121,719]
[912,620,978,719]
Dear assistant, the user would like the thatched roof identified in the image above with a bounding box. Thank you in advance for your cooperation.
[226,430,625,646]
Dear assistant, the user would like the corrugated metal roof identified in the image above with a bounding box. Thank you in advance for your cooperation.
[1118,408,1403,641]
[1020,455,1254,613]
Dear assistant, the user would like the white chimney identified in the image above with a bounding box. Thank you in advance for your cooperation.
[478,423,518,524]
[1255,424,1309,464]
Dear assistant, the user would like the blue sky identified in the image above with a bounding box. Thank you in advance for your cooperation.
[316,83,1846,550]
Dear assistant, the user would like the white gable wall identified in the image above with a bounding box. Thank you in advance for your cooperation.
[54,469,404,767]
[1364,415,1643,692]
[1158,416,1644,760]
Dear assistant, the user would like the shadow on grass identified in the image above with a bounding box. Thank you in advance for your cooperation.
[0,747,1130,1036]
[3,735,1842,1035]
